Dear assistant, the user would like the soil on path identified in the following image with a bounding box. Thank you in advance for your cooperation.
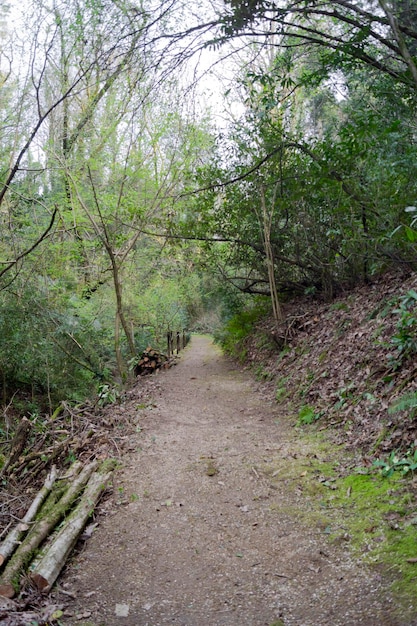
[61,336,407,626]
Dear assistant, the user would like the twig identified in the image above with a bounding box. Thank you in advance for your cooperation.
[55,586,77,599]
[109,437,121,456]
[0,522,13,541]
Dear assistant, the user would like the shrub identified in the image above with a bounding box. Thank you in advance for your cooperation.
[389,289,417,369]
[214,301,269,359]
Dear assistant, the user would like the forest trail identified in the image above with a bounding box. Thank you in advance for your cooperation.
[61,336,404,626]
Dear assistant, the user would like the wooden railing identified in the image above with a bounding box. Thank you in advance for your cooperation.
[167,329,190,357]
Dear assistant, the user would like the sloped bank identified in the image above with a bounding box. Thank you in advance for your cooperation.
[238,270,417,457]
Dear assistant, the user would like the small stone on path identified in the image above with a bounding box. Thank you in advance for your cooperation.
[114,603,129,617]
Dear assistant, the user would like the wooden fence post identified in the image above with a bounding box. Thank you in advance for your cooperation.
[166,328,189,357]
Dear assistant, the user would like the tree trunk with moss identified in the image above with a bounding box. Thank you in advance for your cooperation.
[0,466,57,568]
[31,466,114,592]
[0,461,97,598]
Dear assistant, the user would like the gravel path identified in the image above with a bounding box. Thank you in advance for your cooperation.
[61,335,406,626]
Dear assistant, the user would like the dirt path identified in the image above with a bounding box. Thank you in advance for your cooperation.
[61,336,405,626]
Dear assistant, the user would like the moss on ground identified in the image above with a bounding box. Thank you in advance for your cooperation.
[264,426,417,611]
[330,473,417,599]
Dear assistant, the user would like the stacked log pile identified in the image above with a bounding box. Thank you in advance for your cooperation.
[0,459,115,600]
[134,346,171,376]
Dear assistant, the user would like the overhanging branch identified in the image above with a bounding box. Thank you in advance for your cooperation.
[0,207,58,282]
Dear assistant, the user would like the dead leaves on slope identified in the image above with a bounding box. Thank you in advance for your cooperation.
[245,270,417,455]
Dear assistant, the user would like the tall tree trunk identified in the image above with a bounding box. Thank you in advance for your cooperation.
[70,175,137,372]
[114,311,124,380]
[110,255,136,358]
[259,185,283,327]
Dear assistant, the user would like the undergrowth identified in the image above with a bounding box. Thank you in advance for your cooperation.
[214,300,269,360]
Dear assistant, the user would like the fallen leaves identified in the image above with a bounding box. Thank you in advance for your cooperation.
[244,269,417,458]
[0,601,65,626]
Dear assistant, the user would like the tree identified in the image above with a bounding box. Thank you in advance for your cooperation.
[0,0,221,405]
[180,14,417,309]
[221,0,417,94]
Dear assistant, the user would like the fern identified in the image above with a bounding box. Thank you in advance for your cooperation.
[388,391,417,415]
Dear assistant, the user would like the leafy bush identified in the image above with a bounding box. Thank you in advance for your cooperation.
[0,285,114,410]
[389,289,417,369]
[214,301,269,359]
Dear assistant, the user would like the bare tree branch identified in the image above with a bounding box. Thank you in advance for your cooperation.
[0,207,58,282]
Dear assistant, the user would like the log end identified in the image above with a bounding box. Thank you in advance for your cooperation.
[0,554,4,568]
[30,574,51,592]
[31,573,50,593]
[0,582,15,598]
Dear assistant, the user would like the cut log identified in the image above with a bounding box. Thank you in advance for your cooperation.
[59,460,83,481]
[31,467,114,592]
[0,460,98,598]
[0,466,57,568]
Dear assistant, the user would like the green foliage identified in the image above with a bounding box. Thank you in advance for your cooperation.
[97,383,121,407]
[254,365,272,381]
[332,382,356,410]
[388,290,417,369]
[297,404,323,425]
[388,391,417,416]
[275,377,289,401]
[373,449,417,477]
[188,26,417,303]
[223,0,267,33]
[214,301,269,359]
[0,280,116,409]
[134,276,190,350]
